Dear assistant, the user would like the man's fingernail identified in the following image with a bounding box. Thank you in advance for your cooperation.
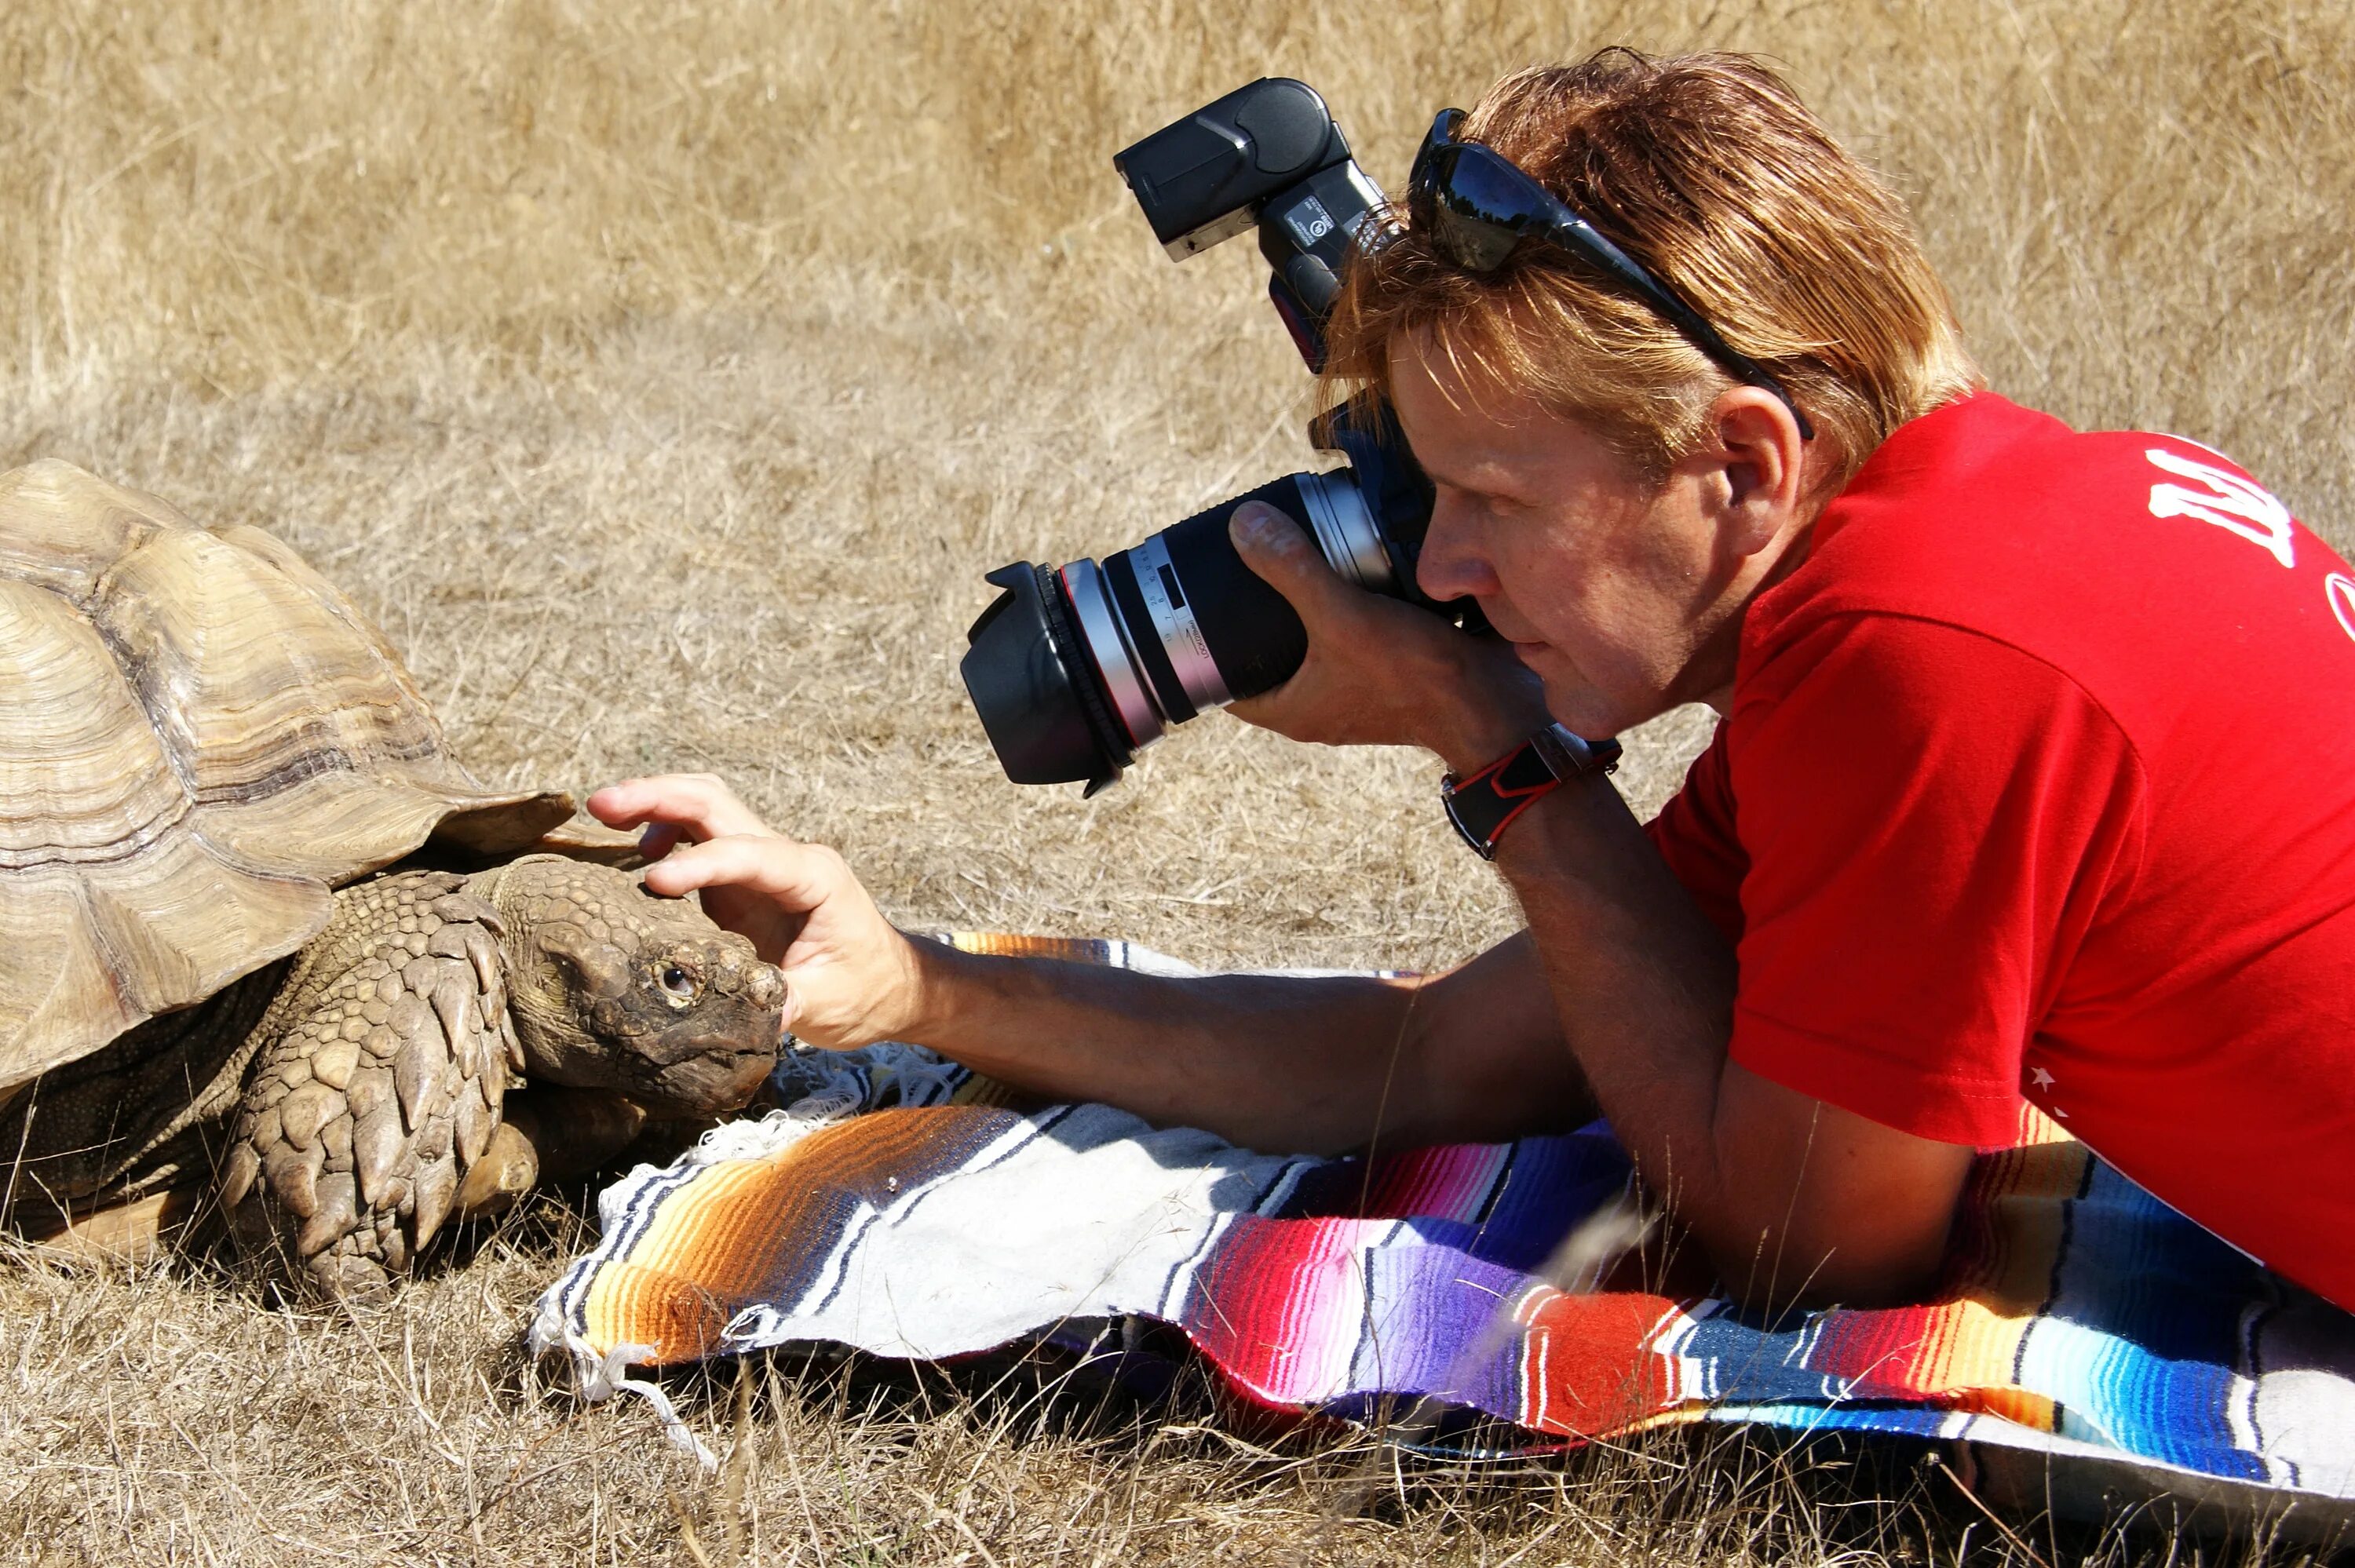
[1231,505,1276,545]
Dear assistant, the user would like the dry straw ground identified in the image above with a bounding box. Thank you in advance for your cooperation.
[2,0,2350,1562]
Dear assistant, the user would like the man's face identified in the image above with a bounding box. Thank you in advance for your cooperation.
[1390,334,1770,737]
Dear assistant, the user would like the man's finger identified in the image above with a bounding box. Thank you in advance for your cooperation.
[1229,503,1344,607]
[588,775,778,843]
[639,833,847,911]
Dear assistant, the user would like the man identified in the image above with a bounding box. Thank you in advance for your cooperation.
[591,52,2355,1312]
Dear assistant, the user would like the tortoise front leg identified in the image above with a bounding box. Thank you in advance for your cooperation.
[454,1120,539,1219]
[219,873,517,1300]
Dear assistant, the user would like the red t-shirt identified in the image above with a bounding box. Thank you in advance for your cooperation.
[1647,392,2355,1311]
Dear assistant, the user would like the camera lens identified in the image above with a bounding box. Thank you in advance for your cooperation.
[960,465,1410,792]
[960,561,1132,791]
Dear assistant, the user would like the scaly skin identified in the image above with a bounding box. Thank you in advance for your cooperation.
[3,856,786,1300]
[217,871,517,1296]
[0,965,286,1220]
[475,855,784,1114]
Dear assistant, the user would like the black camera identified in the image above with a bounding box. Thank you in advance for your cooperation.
[960,78,1473,795]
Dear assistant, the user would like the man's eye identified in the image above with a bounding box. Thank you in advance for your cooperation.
[659,965,697,998]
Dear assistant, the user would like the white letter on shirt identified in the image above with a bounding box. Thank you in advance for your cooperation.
[2145,447,2297,569]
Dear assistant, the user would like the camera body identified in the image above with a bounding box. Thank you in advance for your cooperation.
[960,79,1470,794]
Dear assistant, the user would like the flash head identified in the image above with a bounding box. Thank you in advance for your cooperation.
[1115,78,1351,257]
[1114,78,1388,370]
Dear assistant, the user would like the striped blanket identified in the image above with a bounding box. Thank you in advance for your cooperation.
[530,936,2355,1532]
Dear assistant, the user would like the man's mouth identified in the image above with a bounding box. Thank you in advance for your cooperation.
[1475,599,1540,647]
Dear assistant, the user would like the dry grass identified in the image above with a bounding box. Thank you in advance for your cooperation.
[0,0,2349,1560]
[0,1218,2006,1565]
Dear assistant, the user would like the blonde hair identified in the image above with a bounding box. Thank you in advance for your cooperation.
[1325,50,1983,486]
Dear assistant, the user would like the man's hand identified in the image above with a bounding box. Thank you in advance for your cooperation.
[586,775,926,1050]
[1225,502,1548,771]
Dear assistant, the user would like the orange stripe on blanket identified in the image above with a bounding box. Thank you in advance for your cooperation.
[581,1107,1027,1362]
[1516,1289,1685,1437]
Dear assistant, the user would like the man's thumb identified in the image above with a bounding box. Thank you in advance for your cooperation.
[1229,501,1331,594]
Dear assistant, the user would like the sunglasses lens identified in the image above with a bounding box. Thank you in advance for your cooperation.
[1412,140,1544,275]
[1431,210,1521,272]
[1442,146,1543,228]
[1407,135,1451,232]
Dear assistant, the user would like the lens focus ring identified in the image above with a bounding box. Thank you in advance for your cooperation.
[1058,558,1163,749]
[1127,533,1230,713]
[1294,471,1395,593]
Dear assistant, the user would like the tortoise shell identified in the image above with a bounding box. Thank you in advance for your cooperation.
[0,460,573,1089]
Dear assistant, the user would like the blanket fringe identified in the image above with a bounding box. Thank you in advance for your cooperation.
[540,1320,719,1474]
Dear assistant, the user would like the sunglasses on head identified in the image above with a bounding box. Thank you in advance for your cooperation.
[1407,108,1813,439]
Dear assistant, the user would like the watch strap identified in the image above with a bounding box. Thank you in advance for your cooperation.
[1441,723,1621,859]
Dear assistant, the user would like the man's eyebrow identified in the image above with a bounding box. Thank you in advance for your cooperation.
[1421,454,1513,495]
[1407,444,1486,490]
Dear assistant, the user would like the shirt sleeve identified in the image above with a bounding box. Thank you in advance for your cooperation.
[1722,613,2145,1146]
[1645,725,1749,946]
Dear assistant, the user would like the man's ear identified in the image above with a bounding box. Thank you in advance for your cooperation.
[1710,388,1809,560]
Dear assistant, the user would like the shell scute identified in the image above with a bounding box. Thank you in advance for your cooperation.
[0,460,186,601]
[90,526,449,807]
[0,461,573,1088]
[0,578,188,866]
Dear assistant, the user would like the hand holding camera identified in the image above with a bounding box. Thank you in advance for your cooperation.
[1225,501,1549,770]
[960,78,1501,796]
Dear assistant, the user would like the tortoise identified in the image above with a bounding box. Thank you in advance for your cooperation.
[0,459,787,1298]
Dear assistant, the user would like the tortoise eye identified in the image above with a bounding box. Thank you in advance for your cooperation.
[658,964,698,1001]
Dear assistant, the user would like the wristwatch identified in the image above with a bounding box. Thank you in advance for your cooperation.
[1441,722,1622,860]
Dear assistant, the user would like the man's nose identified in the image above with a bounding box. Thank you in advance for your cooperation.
[1411,497,1493,602]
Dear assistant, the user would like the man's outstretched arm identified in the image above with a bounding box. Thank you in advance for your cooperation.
[589,775,1589,1156]
[897,928,1584,1153]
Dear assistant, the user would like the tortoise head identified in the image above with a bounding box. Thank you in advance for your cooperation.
[469,855,785,1115]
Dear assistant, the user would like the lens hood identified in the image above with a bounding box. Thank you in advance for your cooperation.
[961,562,1129,793]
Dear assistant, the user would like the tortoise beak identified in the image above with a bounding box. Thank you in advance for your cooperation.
[635,1036,779,1115]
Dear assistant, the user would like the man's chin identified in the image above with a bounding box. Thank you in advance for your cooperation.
[1508,644,1641,736]
[1532,671,1622,739]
